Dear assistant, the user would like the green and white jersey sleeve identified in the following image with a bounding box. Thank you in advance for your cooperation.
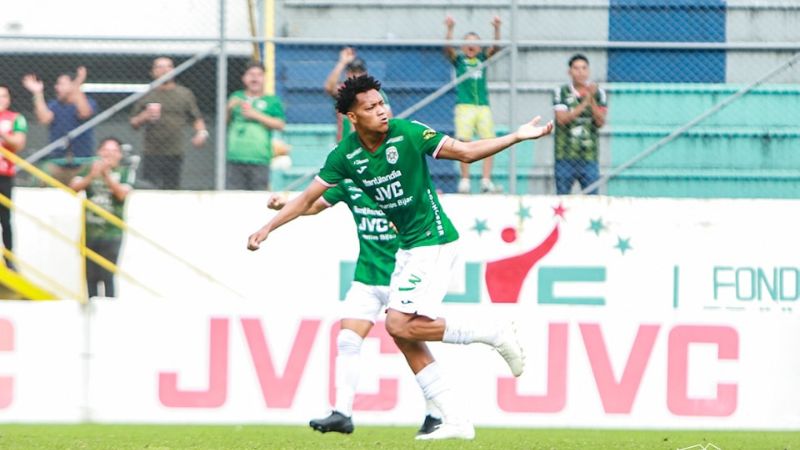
[317,118,459,249]
[322,179,398,286]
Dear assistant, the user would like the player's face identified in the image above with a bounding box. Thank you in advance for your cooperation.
[242,67,265,93]
[462,34,481,58]
[569,60,590,86]
[0,87,10,112]
[97,140,123,167]
[349,89,389,134]
[151,57,175,80]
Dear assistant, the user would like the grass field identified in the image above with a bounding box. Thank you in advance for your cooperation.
[0,425,795,450]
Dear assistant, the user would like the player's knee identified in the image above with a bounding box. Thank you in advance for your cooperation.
[337,328,363,356]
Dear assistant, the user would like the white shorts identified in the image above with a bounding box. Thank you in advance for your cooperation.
[341,281,390,323]
[387,241,459,319]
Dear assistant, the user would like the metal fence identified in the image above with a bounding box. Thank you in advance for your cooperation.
[1,0,799,197]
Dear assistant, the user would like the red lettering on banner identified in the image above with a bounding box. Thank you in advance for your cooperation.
[328,322,399,411]
[159,318,229,408]
[667,325,738,416]
[498,323,567,412]
[0,319,13,409]
[243,318,320,408]
[581,323,660,413]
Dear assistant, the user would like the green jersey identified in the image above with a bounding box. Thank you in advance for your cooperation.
[317,118,459,249]
[78,164,132,240]
[553,84,607,161]
[323,179,398,286]
[452,52,490,106]
[227,90,285,165]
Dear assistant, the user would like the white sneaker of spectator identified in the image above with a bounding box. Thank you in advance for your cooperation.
[480,178,497,193]
[457,177,471,194]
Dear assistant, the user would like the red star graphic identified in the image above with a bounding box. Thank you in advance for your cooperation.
[552,202,567,220]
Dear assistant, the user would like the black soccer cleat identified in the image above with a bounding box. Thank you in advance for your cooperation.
[416,414,443,436]
[309,410,354,434]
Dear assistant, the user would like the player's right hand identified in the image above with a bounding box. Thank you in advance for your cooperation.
[267,193,288,210]
[247,227,270,251]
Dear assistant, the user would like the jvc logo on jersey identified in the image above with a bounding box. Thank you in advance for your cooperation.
[374,181,404,201]
[358,217,389,233]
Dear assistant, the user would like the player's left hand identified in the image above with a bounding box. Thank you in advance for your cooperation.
[247,227,270,251]
[516,116,554,140]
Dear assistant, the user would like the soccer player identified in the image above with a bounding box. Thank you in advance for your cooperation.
[267,186,442,436]
[248,75,553,440]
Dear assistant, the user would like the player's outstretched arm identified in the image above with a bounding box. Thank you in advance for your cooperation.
[436,116,553,163]
[268,193,329,216]
[247,180,328,251]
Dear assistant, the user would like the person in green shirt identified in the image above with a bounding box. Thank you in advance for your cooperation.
[267,182,442,437]
[226,62,286,190]
[70,137,133,298]
[444,15,502,194]
[553,54,608,195]
[247,75,552,441]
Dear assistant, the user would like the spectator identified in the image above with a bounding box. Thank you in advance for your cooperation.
[22,67,97,185]
[324,47,391,140]
[444,15,502,194]
[130,57,208,190]
[553,54,607,195]
[226,62,286,190]
[0,84,28,269]
[70,137,133,298]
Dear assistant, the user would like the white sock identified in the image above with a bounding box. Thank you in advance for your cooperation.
[415,362,465,424]
[425,398,441,419]
[334,328,363,417]
[442,317,502,346]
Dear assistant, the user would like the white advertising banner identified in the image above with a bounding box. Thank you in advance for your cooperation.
[6,191,800,427]
[0,301,84,422]
[82,299,800,429]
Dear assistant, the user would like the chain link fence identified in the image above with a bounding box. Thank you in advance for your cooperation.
[0,0,799,197]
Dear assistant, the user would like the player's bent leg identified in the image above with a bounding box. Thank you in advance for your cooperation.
[385,309,446,342]
[442,317,526,377]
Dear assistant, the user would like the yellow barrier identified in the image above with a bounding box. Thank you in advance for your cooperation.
[2,248,80,301]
